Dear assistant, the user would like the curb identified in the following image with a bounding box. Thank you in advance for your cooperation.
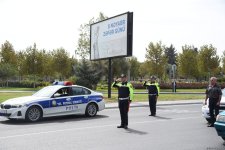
[105,101,202,109]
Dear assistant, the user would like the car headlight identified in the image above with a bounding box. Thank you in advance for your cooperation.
[11,104,24,108]
[216,114,225,122]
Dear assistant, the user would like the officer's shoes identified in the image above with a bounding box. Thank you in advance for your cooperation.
[117,125,124,128]
[207,124,214,127]
[124,126,128,129]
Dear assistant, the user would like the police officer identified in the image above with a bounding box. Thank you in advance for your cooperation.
[205,77,222,127]
[143,76,159,116]
[112,74,134,129]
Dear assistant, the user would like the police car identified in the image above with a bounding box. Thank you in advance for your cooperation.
[202,89,225,122]
[0,81,105,122]
[214,111,225,141]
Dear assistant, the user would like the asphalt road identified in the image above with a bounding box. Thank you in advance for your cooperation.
[0,104,224,150]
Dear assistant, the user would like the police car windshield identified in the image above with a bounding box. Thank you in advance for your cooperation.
[33,86,60,97]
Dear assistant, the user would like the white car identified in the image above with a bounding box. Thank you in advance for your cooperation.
[0,81,105,122]
[202,89,225,122]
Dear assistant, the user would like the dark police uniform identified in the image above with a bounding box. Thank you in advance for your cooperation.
[112,80,134,129]
[143,81,159,116]
[206,84,222,125]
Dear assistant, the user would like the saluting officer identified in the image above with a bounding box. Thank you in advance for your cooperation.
[205,77,222,127]
[112,74,134,129]
[143,76,159,116]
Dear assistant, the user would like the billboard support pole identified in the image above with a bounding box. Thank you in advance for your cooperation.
[108,58,112,98]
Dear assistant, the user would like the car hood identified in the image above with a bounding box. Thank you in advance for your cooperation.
[220,96,225,106]
[219,111,225,116]
[2,96,48,105]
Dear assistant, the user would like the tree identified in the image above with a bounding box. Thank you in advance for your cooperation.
[75,12,107,59]
[145,41,167,79]
[23,43,39,87]
[198,44,220,78]
[178,45,199,79]
[165,44,177,65]
[75,12,108,85]
[111,58,130,79]
[0,40,17,65]
[51,48,72,79]
[222,51,225,74]
[139,61,150,79]
[0,63,17,86]
[76,59,102,89]
[128,57,140,80]
[23,43,38,75]
[16,51,26,81]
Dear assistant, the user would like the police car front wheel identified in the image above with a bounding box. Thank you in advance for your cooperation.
[25,106,42,122]
[85,103,98,117]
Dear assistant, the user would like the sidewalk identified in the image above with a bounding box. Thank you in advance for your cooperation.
[105,99,203,109]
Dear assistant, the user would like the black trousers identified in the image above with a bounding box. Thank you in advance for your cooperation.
[209,98,219,124]
[149,95,157,115]
[118,100,129,126]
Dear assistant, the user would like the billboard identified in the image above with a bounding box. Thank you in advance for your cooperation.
[90,12,133,60]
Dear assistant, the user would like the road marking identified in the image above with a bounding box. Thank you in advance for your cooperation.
[0,116,200,140]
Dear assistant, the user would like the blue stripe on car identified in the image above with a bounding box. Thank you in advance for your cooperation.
[27,95,102,108]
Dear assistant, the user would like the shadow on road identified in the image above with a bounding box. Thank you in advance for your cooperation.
[154,116,172,120]
[0,114,109,126]
[125,128,148,135]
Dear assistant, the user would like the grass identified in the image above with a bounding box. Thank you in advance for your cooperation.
[0,87,38,91]
[104,93,204,103]
[0,92,33,103]
[100,88,205,102]
[98,88,206,93]
[0,88,205,104]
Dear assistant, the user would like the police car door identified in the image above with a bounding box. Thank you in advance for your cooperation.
[48,87,74,115]
[70,87,91,114]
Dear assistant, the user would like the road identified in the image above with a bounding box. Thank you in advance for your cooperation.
[0,104,224,150]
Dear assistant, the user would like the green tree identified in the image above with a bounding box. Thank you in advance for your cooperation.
[76,59,102,89]
[51,48,72,79]
[178,45,199,79]
[139,61,150,79]
[145,41,167,79]
[16,51,26,81]
[75,12,108,86]
[75,12,107,59]
[0,40,17,65]
[39,50,55,81]
[128,57,140,80]
[165,44,177,65]
[221,51,225,74]
[23,43,38,75]
[0,63,17,86]
[198,44,220,78]
[23,43,39,87]
[34,49,58,81]
[111,58,130,79]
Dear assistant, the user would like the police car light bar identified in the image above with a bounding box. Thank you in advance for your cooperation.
[53,81,73,86]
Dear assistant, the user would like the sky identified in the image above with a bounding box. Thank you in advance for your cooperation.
[0,0,225,62]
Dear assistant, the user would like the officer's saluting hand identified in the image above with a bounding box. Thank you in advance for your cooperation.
[112,74,134,129]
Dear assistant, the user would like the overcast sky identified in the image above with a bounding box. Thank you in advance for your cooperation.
[0,0,225,62]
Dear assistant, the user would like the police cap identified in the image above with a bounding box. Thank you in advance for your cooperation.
[121,74,127,78]
[150,76,156,80]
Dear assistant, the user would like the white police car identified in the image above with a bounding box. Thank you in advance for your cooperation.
[202,89,225,122]
[0,81,105,122]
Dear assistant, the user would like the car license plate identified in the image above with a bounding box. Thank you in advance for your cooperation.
[0,109,7,116]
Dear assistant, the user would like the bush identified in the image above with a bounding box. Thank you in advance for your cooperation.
[131,81,225,89]
[0,81,50,88]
